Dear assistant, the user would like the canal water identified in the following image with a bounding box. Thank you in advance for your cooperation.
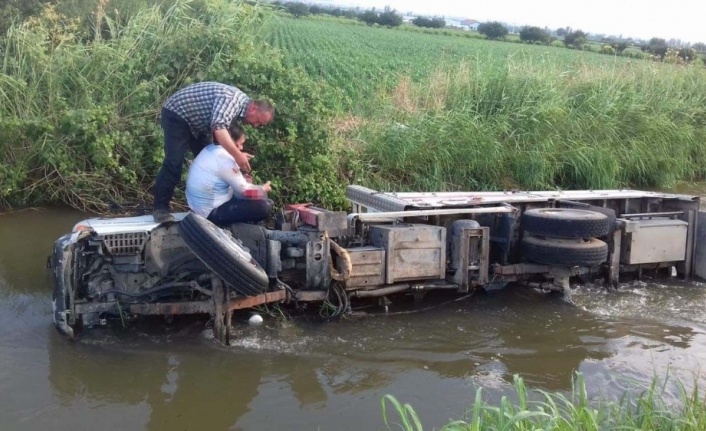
[2,205,706,430]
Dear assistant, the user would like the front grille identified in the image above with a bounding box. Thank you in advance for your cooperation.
[101,232,148,255]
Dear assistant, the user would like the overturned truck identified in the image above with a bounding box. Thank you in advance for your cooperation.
[51,186,706,343]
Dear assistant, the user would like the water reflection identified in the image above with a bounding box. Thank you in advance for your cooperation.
[48,326,264,430]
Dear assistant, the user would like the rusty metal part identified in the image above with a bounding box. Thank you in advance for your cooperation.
[327,233,352,282]
[226,290,287,312]
[75,288,288,319]
[292,290,328,302]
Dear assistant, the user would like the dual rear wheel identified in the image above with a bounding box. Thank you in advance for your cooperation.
[521,208,611,267]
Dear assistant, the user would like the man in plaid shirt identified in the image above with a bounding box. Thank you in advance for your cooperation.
[153,82,274,223]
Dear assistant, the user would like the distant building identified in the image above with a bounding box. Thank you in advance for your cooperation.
[446,18,480,31]
[460,19,480,30]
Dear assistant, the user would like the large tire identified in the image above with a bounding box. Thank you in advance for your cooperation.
[180,212,268,296]
[522,208,611,238]
[521,234,608,267]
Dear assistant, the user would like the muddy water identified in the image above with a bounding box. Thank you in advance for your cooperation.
[2,207,706,430]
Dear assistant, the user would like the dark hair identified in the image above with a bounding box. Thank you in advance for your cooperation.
[228,123,245,140]
[251,99,275,120]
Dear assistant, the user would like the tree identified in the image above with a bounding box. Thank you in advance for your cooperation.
[563,30,587,49]
[519,26,550,44]
[556,27,571,37]
[358,9,377,26]
[693,42,706,54]
[412,16,445,29]
[309,5,322,15]
[642,37,668,59]
[377,6,402,27]
[477,21,508,40]
[284,2,309,18]
[614,41,629,53]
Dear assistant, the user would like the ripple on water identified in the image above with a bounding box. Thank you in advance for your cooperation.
[572,279,706,326]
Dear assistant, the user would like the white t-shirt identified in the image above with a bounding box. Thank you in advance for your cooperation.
[186,144,266,217]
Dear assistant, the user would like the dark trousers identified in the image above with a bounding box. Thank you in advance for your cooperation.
[208,197,273,226]
[154,108,208,210]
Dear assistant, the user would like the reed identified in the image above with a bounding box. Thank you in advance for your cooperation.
[382,373,706,430]
[360,57,706,192]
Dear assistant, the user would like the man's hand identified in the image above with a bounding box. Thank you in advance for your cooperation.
[263,181,272,193]
[214,128,251,173]
[233,151,252,173]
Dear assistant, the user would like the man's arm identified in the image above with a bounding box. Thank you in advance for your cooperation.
[211,89,251,172]
[213,128,252,173]
[216,157,270,199]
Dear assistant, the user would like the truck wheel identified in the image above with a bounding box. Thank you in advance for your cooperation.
[521,234,608,267]
[180,212,268,296]
[522,208,611,238]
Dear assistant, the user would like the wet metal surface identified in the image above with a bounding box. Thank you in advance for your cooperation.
[3,207,706,430]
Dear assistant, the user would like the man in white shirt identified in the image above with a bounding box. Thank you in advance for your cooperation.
[186,126,272,225]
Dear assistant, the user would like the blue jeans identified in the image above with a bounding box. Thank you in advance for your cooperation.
[208,197,273,225]
[153,108,209,211]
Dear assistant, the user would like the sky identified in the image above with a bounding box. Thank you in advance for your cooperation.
[323,0,706,43]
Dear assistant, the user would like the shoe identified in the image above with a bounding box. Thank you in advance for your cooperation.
[153,209,175,223]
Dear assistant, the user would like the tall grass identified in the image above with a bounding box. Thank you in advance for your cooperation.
[382,373,706,430]
[0,0,267,209]
[0,0,349,211]
[360,55,706,192]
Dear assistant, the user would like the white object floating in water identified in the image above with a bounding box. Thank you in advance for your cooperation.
[248,314,264,326]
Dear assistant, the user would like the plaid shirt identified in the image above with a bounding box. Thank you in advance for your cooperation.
[163,82,250,139]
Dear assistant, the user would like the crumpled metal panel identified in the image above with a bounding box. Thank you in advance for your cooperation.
[346,185,409,212]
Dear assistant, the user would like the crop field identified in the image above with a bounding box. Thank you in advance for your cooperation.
[267,16,706,194]
[267,17,632,111]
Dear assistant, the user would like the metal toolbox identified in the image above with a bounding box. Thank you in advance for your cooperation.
[369,224,446,284]
[341,246,385,290]
[620,217,688,264]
